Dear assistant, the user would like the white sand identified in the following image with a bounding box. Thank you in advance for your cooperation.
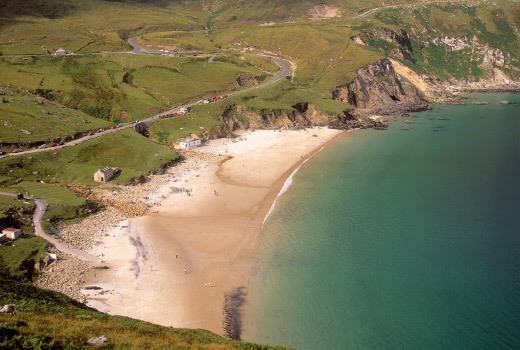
[83,128,344,334]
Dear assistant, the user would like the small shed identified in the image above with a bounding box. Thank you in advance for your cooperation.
[94,166,117,183]
[180,138,201,148]
[55,48,67,56]
[2,228,22,240]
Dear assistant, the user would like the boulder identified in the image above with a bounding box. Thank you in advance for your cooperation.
[87,335,109,346]
[0,304,19,313]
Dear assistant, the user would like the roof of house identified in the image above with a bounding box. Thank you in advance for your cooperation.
[3,228,21,232]
[97,166,113,174]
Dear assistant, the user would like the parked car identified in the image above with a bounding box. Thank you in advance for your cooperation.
[0,151,4,155]
[193,53,198,56]
[110,126,117,129]
[197,100,204,104]
[96,128,104,133]
[88,132,94,136]
[38,144,48,149]
[117,124,123,128]
[12,149,22,153]
[202,100,210,104]
[58,141,64,145]
[49,143,58,147]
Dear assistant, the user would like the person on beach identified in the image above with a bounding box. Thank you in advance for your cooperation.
[184,268,187,274]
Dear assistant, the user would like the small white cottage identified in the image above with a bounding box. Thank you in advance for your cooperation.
[179,138,201,148]
[2,228,22,240]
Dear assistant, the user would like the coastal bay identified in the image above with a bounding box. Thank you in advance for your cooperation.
[81,128,344,335]
[242,93,520,349]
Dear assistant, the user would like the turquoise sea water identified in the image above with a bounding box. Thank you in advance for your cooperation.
[243,93,520,350]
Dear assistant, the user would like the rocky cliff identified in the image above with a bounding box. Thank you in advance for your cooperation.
[342,27,520,115]
[206,102,385,139]
[332,59,429,116]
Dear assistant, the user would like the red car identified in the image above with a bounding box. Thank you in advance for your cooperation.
[193,53,198,56]
[49,143,58,147]
[96,128,104,133]
[88,132,94,136]
[110,126,117,129]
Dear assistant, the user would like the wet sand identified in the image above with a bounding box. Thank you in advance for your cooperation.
[83,128,344,335]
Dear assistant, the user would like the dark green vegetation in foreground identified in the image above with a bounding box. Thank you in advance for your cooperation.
[0,278,291,350]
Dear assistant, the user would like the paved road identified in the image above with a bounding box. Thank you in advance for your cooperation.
[1,38,292,159]
[0,192,100,262]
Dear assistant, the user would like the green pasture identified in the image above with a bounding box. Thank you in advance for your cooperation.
[149,103,227,144]
[0,53,267,122]
[0,0,209,56]
[0,93,110,145]
[0,236,48,280]
[0,128,180,186]
[139,30,216,51]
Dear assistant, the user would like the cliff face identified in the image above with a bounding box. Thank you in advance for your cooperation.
[206,103,384,138]
[332,59,429,115]
[342,28,520,115]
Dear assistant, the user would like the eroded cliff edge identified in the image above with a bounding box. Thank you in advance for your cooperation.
[334,28,520,117]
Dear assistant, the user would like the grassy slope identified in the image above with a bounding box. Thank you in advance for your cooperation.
[212,23,382,95]
[350,1,520,81]
[0,90,111,145]
[0,128,180,186]
[0,278,291,349]
[0,194,47,281]
[0,53,268,122]
[0,0,209,55]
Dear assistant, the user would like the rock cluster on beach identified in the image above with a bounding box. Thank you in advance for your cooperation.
[35,251,90,303]
[57,208,124,250]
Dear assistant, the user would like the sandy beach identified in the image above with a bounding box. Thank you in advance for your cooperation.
[82,128,344,336]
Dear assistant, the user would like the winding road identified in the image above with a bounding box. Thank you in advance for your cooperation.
[0,37,290,260]
[0,192,100,261]
[0,38,291,159]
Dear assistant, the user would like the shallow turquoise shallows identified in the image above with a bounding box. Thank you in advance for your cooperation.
[242,93,520,350]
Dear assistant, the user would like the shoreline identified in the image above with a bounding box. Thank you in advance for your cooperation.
[77,128,345,336]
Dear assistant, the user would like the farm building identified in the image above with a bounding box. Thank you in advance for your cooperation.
[2,228,22,240]
[94,166,118,183]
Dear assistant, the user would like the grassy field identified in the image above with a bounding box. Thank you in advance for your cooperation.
[0,89,111,146]
[0,236,48,281]
[212,23,382,95]
[0,195,34,221]
[0,53,268,122]
[0,0,210,55]
[0,183,94,234]
[139,30,217,51]
[0,128,180,186]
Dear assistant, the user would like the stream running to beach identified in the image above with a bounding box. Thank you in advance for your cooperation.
[242,93,520,350]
